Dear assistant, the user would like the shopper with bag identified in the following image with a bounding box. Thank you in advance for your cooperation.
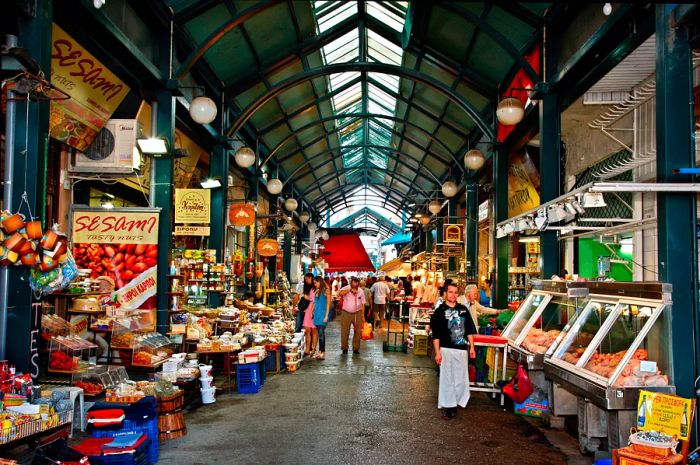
[338,276,366,355]
[292,273,314,333]
[430,282,477,420]
[311,276,332,360]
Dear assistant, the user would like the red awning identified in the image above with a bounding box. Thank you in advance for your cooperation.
[319,233,375,273]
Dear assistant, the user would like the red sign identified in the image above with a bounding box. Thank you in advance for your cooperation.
[228,204,256,227]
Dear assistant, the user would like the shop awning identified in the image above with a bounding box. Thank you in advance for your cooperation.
[320,233,375,273]
[378,257,412,277]
[382,232,411,246]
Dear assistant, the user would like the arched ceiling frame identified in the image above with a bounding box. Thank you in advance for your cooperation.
[260,113,462,173]
[310,184,415,216]
[225,62,494,140]
[331,207,401,237]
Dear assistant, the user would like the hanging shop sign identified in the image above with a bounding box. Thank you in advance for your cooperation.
[636,390,694,441]
[257,238,279,257]
[49,24,130,151]
[71,208,160,309]
[174,226,210,236]
[175,189,210,224]
[443,224,464,243]
[478,200,489,222]
[228,203,256,227]
[508,151,541,217]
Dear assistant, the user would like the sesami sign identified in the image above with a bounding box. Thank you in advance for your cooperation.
[49,23,130,151]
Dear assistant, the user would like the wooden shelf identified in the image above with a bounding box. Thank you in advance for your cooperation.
[167,274,184,279]
[166,291,185,295]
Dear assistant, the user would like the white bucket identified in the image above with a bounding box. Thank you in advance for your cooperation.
[200,387,217,404]
[199,376,214,389]
[199,364,213,377]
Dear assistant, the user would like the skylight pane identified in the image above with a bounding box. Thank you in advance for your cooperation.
[369,72,400,93]
[314,1,357,33]
[367,2,407,32]
[322,29,359,64]
[367,30,403,65]
[329,72,360,92]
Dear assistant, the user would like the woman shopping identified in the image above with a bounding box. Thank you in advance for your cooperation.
[302,280,317,357]
[312,276,332,360]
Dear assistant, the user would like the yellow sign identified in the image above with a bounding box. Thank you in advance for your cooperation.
[174,226,211,236]
[636,390,694,440]
[508,151,540,217]
[72,209,159,244]
[175,189,211,224]
[49,24,130,151]
[443,224,464,243]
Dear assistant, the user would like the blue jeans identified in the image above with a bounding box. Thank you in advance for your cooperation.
[295,310,305,333]
[317,325,326,352]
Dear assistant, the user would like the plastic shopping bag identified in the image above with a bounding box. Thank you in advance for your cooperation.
[361,321,374,340]
[501,364,534,403]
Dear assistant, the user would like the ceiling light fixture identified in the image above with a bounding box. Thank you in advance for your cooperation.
[518,236,540,243]
[190,96,218,125]
[603,3,612,16]
[284,198,298,212]
[496,97,525,125]
[419,216,431,225]
[267,178,283,195]
[464,149,485,171]
[298,211,310,223]
[581,192,607,208]
[428,200,442,215]
[200,178,222,189]
[136,137,169,156]
[234,146,256,168]
[441,181,458,198]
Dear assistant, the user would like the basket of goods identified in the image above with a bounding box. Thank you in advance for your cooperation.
[75,380,104,396]
[629,430,678,457]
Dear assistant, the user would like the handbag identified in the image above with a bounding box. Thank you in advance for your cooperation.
[361,321,374,340]
[297,296,310,312]
[501,364,534,403]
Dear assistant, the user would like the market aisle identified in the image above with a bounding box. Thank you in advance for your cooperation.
[159,321,569,465]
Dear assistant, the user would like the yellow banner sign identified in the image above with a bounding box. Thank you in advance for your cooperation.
[72,209,159,244]
[508,151,540,217]
[49,24,130,151]
[175,189,210,224]
[174,226,211,236]
[636,390,694,440]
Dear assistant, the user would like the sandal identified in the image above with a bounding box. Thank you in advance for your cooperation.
[314,352,325,360]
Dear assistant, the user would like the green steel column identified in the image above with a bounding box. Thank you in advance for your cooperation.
[493,145,509,307]
[207,142,228,308]
[153,90,174,335]
[465,182,478,281]
[283,232,292,277]
[425,227,433,252]
[539,92,562,279]
[4,1,52,373]
[656,4,698,402]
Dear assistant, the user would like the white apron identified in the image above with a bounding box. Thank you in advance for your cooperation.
[438,347,470,408]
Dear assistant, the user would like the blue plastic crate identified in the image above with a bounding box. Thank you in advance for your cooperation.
[91,418,159,464]
[88,437,151,465]
[236,363,262,394]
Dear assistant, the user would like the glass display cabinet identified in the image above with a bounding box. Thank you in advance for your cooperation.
[502,280,590,370]
[545,282,674,410]
[131,333,174,368]
[48,335,98,375]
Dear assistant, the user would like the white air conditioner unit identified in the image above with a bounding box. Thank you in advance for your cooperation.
[71,119,142,174]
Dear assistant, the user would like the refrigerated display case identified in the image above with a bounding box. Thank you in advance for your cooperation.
[502,280,590,370]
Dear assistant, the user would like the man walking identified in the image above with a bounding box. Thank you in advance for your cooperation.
[338,277,366,355]
[430,282,477,420]
[370,275,390,329]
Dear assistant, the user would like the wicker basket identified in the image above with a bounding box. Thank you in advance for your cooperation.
[158,411,187,441]
[631,443,674,457]
[157,391,184,414]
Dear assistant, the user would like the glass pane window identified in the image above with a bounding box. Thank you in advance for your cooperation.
[366,1,409,33]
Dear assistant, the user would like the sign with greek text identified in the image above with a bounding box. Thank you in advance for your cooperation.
[174,226,210,236]
[49,24,130,151]
[636,390,694,440]
[113,266,158,310]
[175,189,210,224]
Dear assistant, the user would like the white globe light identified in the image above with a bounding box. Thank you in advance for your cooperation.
[496,97,525,125]
[284,198,298,212]
[307,222,317,232]
[464,149,485,171]
[428,200,442,215]
[234,146,255,168]
[441,181,458,198]
[321,230,329,241]
[298,211,310,223]
[419,216,431,225]
[190,96,217,124]
[266,178,283,195]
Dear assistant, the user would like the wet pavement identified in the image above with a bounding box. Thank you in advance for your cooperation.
[159,320,574,465]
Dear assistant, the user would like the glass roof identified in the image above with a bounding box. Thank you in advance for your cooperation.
[312,0,408,182]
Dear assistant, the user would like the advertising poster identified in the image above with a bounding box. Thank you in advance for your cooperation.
[71,208,160,329]
[49,23,130,151]
[636,390,694,440]
[507,150,541,217]
[175,189,211,224]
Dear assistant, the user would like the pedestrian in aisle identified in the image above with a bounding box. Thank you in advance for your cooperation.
[430,282,477,420]
[338,277,366,355]
[292,273,314,333]
[360,279,372,323]
[312,276,331,360]
[302,283,317,357]
[404,275,413,299]
[412,275,424,304]
[370,275,390,329]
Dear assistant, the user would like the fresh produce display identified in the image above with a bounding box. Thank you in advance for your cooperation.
[133,351,154,366]
[76,380,104,395]
[48,351,79,372]
[72,242,157,289]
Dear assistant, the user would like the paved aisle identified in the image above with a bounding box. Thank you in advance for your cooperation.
[159,321,569,465]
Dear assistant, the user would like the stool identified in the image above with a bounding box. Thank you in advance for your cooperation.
[52,386,85,437]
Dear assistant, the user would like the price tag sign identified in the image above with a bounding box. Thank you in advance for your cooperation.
[636,390,694,440]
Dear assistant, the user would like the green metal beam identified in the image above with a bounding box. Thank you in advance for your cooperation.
[655,4,698,405]
[539,100,562,280]
[492,144,509,308]
[465,182,478,280]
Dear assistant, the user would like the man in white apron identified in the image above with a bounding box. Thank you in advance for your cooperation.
[430,283,477,420]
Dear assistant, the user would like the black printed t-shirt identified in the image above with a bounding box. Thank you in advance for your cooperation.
[430,302,478,350]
